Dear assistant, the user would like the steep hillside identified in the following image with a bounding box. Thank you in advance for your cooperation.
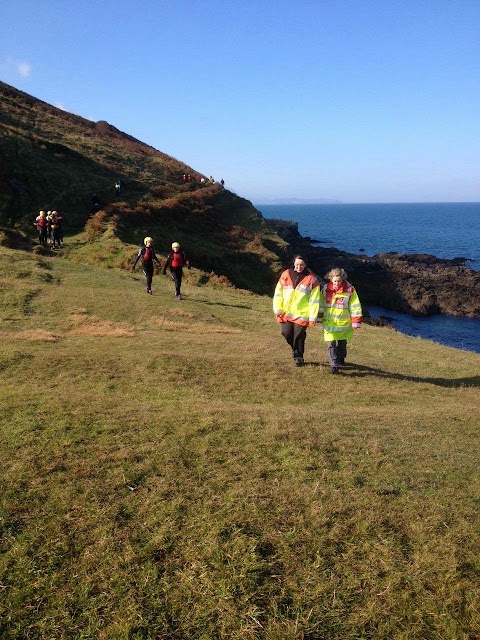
[0,81,288,293]
[0,81,198,228]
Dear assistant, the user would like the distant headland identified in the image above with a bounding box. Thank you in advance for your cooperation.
[255,198,343,205]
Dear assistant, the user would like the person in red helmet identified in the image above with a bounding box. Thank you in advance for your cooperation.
[163,242,190,300]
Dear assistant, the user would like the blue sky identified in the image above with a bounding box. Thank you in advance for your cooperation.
[1,0,479,203]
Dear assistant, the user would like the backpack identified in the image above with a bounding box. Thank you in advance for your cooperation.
[143,247,153,261]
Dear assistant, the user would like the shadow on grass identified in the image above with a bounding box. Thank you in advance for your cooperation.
[326,361,480,388]
[193,297,254,310]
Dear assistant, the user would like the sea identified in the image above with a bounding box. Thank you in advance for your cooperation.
[256,202,480,354]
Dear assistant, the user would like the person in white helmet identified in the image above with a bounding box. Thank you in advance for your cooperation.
[163,242,190,300]
[132,237,161,294]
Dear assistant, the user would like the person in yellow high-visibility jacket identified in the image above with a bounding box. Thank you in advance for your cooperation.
[273,255,321,367]
[318,267,362,374]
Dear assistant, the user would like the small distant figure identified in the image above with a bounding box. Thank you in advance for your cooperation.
[51,211,64,248]
[115,179,123,196]
[209,175,215,184]
[45,210,54,244]
[220,178,225,187]
[182,174,187,183]
[132,236,161,295]
[318,267,363,374]
[91,195,101,214]
[163,242,190,300]
[200,178,206,184]
[34,211,48,246]
[187,174,192,182]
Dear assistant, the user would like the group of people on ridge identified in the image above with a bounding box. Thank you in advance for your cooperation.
[132,237,190,299]
[273,256,362,374]
[34,210,64,248]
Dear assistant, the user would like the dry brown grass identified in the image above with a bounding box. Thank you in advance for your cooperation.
[0,329,60,342]
[153,314,242,334]
[68,311,135,337]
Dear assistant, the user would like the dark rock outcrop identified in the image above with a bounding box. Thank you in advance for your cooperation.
[271,222,480,318]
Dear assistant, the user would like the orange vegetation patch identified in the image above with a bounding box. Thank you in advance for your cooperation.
[0,329,60,342]
[69,313,135,337]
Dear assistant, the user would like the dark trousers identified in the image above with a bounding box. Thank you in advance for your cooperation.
[326,340,347,366]
[170,267,183,295]
[281,322,307,359]
[142,263,154,290]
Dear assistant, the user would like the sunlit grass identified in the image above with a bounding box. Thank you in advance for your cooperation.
[1,246,479,639]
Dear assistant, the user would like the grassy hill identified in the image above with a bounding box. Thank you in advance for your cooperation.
[1,246,479,639]
[0,80,289,295]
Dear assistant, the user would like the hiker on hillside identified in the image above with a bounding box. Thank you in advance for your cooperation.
[318,267,362,374]
[91,195,101,214]
[51,211,64,249]
[163,242,190,300]
[45,211,54,244]
[115,180,123,196]
[273,255,321,367]
[34,211,48,246]
[132,237,161,295]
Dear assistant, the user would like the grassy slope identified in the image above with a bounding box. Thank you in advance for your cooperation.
[1,247,479,640]
[0,81,287,295]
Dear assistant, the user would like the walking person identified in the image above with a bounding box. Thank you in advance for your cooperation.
[34,211,48,246]
[50,212,63,249]
[132,237,161,294]
[273,255,321,367]
[318,267,362,374]
[163,242,190,300]
[45,211,54,245]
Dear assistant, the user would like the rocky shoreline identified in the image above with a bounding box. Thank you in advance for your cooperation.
[270,221,480,318]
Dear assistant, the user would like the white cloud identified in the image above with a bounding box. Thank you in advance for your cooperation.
[0,57,32,79]
[18,62,31,78]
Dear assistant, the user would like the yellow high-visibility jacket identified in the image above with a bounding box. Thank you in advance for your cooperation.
[273,269,320,327]
[319,281,362,341]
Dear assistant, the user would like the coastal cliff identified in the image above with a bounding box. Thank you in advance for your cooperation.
[269,220,480,318]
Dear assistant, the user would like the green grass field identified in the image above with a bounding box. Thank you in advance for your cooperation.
[1,246,479,639]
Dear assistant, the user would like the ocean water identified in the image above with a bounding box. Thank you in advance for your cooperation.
[257,203,480,354]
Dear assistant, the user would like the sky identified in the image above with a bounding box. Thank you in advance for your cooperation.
[1,0,479,203]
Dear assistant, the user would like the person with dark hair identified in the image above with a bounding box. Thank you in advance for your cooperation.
[50,211,64,249]
[163,242,190,300]
[273,255,321,367]
[318,267,362,374]
[132,237,162,294]
[91,195,101,214]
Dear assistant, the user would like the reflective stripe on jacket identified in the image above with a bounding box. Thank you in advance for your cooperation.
[318,281,362,341]
[273,269,320,327]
